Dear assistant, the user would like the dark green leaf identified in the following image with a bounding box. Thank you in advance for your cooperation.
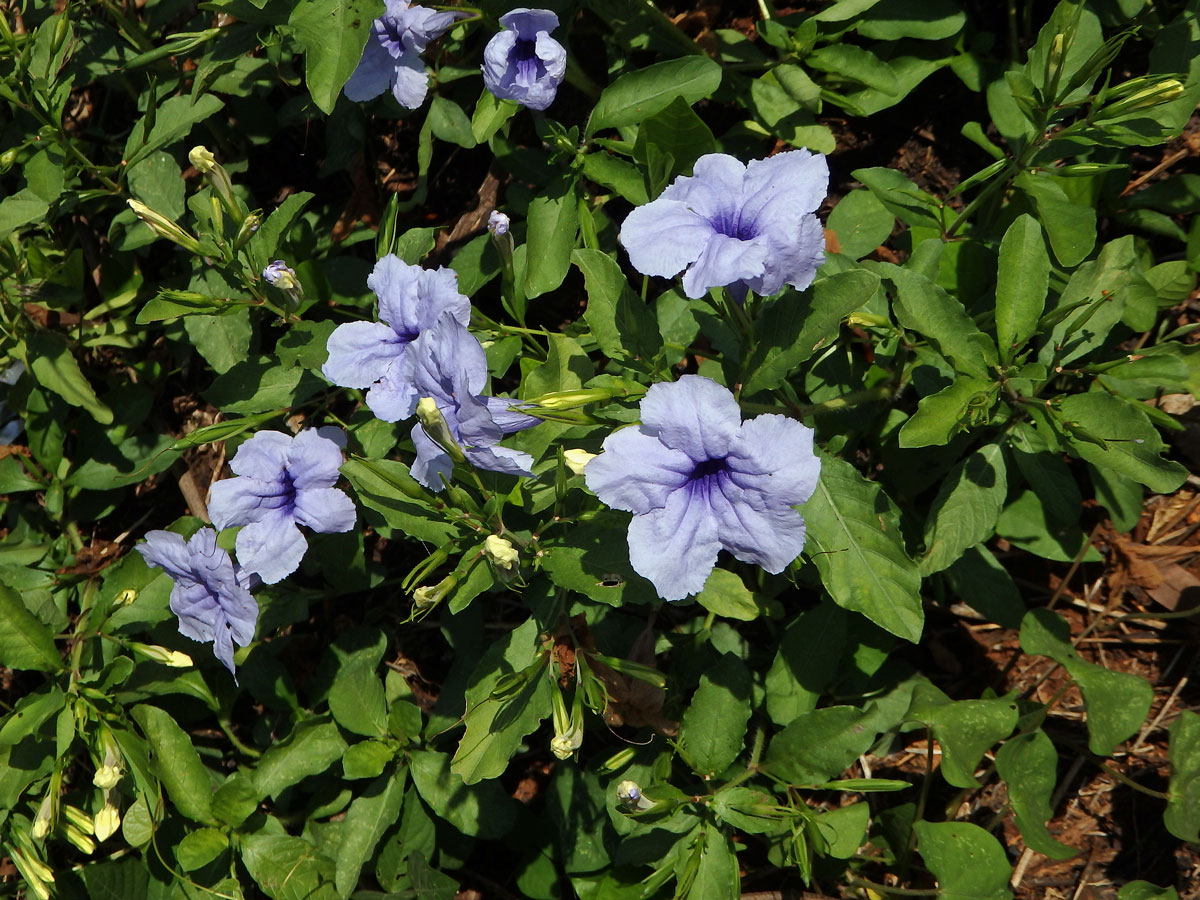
[0,584,62,672]
[574,248,662,367]
[1164,710,1200,842]
[920,442,1008,575]
[132,704,216,824]
[995,731,1077,859]
[524,174,579,299]
[996,214,1050,362]
[289,0,382,115]
[680,653,751,778]
[914,821,1012,900]
[587,57,722,134]
[907,681,1018,788]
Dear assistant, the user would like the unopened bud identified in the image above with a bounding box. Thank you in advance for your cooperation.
[487,210,510,236]
[93,765,122,790]
[31,795,52,840]
[1044,33,1065,94]
[62,821,96,855]
[563,449,596,476]
[62,805,94,835]
[530,389,613,410]
[416,398,467,465]
[484,535,519,570]
[550,687,583,760]
[127,200,204,254]
[599,747,636,773]
[233,211,261,251]
[129,642,193,668]
[262,259,299,291]
[412,574,457,610]
[188,145,217,173]
[0,148,17,173]
[114,588,137,606]
[1098,79,1185,118]
[616,779,655,811]
[93,803,121,842]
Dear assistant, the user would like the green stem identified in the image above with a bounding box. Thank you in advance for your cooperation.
[846,878,940,897]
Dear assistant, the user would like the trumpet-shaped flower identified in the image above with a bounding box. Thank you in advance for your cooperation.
[323,256,471,422]
[585,376,820,601]
[208,427,356,584]
[344,0,461,108]
[404,314,540,489]
[136,528,259,675]
[619,151,828,300]
[482,8,567,111]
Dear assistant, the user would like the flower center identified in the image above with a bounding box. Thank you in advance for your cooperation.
[688,457,729,496]
[255,469,297,511]
[710,208,757,241]
[512,38,544,84]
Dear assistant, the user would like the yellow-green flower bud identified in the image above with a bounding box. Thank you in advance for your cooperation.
[129,642,193,668]
[62,805,94,836]
[127,200,205,254]
[563,449,596,476]
[416,398,467,465]
[484,535,519,570]
[188,145,217,173]
[615,779,655,811]
[92,765,122,790]
[31,795,52,840]
[1098,79,1185,118]
[114,588,137,606]
[93,803,121,843]
[412,574,457,610]
[62,821,96,855]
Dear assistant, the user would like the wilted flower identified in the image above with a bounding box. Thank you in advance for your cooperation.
[344,0,461,108]
[403,314,540,490]
[188,145,217,173]
[616,779,655,811]
[563,448,595,475]
[484,535,519,570]
[487,210,510,236]
[619,150,828,301]
[482,8,567,111]
[323,257,471,422]
[208,428,356,584]
[136,528,259,675]
[586,376,821,601]
[262,260,299,291]
[93,803,121,843]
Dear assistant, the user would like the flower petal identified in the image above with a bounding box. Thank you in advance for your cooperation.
[227,431,292,480]
[364,360,420,422]
[343,39,394,102]
[639,375,742,462]
[725,414,820,506]
[137,530,197,583]
[411,423,453,491]
[235,511,308,585]
[287,427,346,491]
[619,199,714,281]
[293,487,357,533]
[466,443,534,478]
[368,255,423,335]
[482,31,518,95]
[585,426,692,514]
[707,474,808,573]
[749,213,825,296]
[660,154,748,219]
[208,476,277,530]
[680,232,769,299]
[484,396,541,433]
[627,487,721,601]
[740,149,828,229]
[499,8,559,38]
[536,32,567,79]
[322,320,404,389]
[391,53,431,109]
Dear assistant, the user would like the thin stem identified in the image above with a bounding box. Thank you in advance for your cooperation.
[1095,760,1169,800]
[846,878,939,897]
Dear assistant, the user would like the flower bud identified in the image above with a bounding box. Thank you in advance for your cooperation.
[563,449,596,476]
[484,535,519,570]
[7,847,53,900]
[31,795,52,840]
[1098,79,1185,118]
[487,210,510,236]
[550,687,583,760]
[92,765,122,790]
[62,821,96,855]
[127,200,205,254]
[129,642,193,668]
[233,211,261,251]
[93,803,121,842]
[598,747,636,774]
[188,145,217,173]
[416,398,467,465]
[616,779,655,811]
[262,259,298,291]
[62,805,94,835]
[0,147,18,173]
[412,574,457,611]
[114,588,137,606]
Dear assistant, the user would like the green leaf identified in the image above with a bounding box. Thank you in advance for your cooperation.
[124,95,224,168]
[184,309,253,375]
[899,376,995,448]
[633,95,716,182]
[693,827,739,899]
[1120,885,1180,900]
[945,545,1026,629]
[203,356,323,414]
[341,457,457,545]
[995,731,1077,859]
[695,568,760,621]
[711,786,782,835]
[1020,609,1153,756]
[803,455,924,643]
[581,151,649,206]
[27,333,113,424]
[1164,709,1200,842]
[524,174,579,299]
[410,749,517,839]
[743,269,880,395]
[852,167,944,229]
[885,264,995,378]
[254,718,349,798]
[126,151,184,220]
[451,618,551,784]
[212,773,260,827]
[587,57,722,134]
[177,827,229,871]
[996,214,1050,362]
[334,765,408,897]
[0,584,62,672]
[680,653,751,778]
[906,681,1018,788]
[330,653,388,738]
[1015,172,1096,267]
[827,189,895,260]
[135,291,241,323]
[765,601,847,726]
[920,442,1008,575]
[343,739,394,779]
[471,91,518,143]
[765,706,880,785]
[0,686,64,747]
[1056,393,1187,494]
[808,44,899,95]
[816,802,871,858]
[131,704,216,824]
[428,96,477,148]
[854,0,966,40]
[914,821,1013,900]
[0,189,50,240]
[242,835,339,900]
[289,0,382,115]
[574,248,662,367]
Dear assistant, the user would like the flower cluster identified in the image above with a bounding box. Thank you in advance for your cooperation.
[323,257,538,491]
[619,150,828,301]
[586,376,821,601]
[344,0,462,109]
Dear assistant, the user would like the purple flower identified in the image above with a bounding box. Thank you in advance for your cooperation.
[404,314,540,490]
[262,260,298,290]
[482,9,567,111]
[208,427,356,584]
[344,0,461,109]
[619,151,828,301]
[585,376,820,601]
[322,256,471,422]
[487,210,510,236]
[136,528,259,675]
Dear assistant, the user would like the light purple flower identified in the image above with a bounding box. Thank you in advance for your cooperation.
[207,427,356,584]
[585,376,820,601]
[404,314,540,490]
[619,151,828,301]
[344,0,461,109]
[262,260,298,289]
[482,9,567,111]
[136,528,259,675]
[487,210,510,236]
[322,256,470,422]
